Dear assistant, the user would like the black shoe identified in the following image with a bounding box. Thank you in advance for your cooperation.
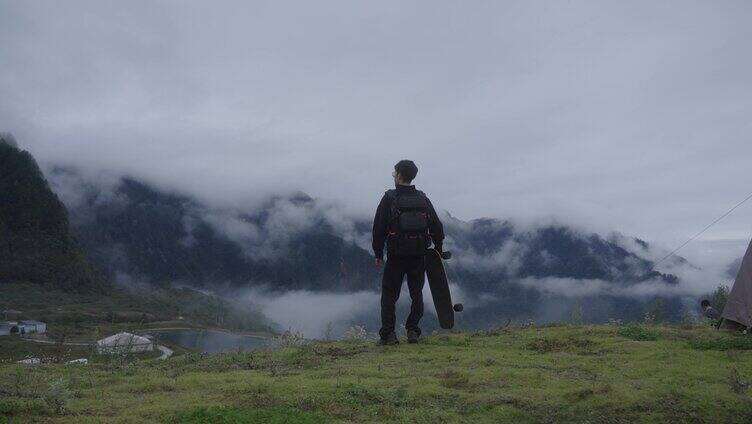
[378,333,399,346]
[407,330,420,344]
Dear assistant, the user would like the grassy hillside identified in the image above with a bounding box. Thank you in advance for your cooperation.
[0,283,274,342]
[2,324,752,423]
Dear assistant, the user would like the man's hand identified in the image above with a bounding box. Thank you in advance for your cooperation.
[375,258,384,268]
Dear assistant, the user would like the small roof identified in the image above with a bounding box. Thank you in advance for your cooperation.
[97,332,152,346]
[19,320,45,325]
[0,321,19,326]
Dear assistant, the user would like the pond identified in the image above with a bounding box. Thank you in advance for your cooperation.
[146,329,273,354]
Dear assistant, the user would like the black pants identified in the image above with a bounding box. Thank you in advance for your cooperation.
[379,255,425,339]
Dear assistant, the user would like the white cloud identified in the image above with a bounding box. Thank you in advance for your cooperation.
[518,265,726,300]
[189,196,369,259]
[240,288,379,339]
[1,0,751,249]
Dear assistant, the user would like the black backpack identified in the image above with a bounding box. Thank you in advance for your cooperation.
[386,190,431,257]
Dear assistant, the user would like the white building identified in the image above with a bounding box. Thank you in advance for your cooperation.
[96,332,154,354]
[0,321,19,336]
[19,320,46,334]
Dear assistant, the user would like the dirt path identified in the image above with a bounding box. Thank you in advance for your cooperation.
[137,327,272,338]
[19,337,91,346]
[156,344,174,360]
[20,336,174,360]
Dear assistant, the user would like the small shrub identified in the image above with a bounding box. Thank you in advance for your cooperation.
[437,370,470,389]
[617,324,658,341]
[0,399,46,419]
[342,325,368,341]
[527,337,568,353]
[0,400,20,415]
[43,378,71,415]
[275,330,306,347]
[569,388,595,400]
[565,384,612,402]
[0,368,47,398]
[710,285,730,315]
[526,336,595,353]
[287,344,323,370]
[334,383,410,407]
[729,369,750,394]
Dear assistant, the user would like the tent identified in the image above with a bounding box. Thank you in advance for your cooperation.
[720,239,752,330]
[96,332,154,354]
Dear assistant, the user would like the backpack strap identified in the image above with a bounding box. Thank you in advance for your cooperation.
[385,189,399,230]
[414,190,431,223]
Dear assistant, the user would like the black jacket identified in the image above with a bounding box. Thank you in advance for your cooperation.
[372,185,445,260]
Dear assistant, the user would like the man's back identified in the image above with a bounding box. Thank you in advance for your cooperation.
[372,184,444,261]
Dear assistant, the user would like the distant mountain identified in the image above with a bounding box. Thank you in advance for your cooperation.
[0,139,271,332]
[45,168,690,325]
[442,216,677,289]
[53,171,379,291]
[53,170,678,292]
[0,136,98,289]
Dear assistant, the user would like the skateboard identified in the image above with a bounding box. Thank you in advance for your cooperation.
[425,248,463,329]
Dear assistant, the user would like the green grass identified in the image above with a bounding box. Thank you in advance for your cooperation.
[2,324,752,423]
[688,336,752,351]
[170,406,327,424]
[617,324,660,341]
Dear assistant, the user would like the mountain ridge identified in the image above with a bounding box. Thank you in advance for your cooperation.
[41,166,697,325]
[50,168,682,291]
[0,137,99,289]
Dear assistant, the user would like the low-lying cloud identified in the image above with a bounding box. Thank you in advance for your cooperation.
[241,288,380,339]
[186,197,371,260]
[43,166,738,331]
[238,282,471,339]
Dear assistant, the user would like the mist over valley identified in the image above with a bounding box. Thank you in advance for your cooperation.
[41,162,731,338]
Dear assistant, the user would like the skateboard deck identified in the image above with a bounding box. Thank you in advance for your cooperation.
[425,248,455,329]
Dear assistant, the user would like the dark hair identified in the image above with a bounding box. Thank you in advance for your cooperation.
[394,160,418,183]
[701,299,710,308]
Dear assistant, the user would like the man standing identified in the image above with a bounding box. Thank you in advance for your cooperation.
[372,160,444,345]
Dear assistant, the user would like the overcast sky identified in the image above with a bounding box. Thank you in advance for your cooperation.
[2,1,751,264]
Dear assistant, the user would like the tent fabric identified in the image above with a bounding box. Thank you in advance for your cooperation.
[96,332,153,353]
[721,239,752,328]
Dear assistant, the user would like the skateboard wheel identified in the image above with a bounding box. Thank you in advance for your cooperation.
[453,303,463,312]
